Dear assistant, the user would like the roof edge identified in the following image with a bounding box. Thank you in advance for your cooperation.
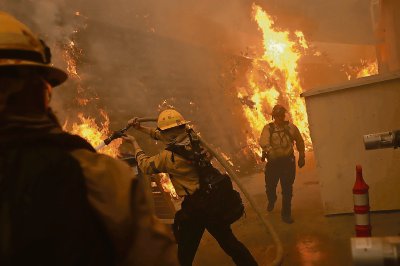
[301,71,400,98]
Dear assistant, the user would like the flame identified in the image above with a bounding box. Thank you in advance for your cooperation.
[62,20,121,157]
[64,111,122,158]
[159,173,179,199]
[63,40,81,80]
[344,59,379,80]
[356,60,378,78]
[237,4,312,156]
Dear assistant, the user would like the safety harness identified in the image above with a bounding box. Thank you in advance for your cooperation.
[166,128,244,225]
[165,128,226,193]
[268,121,294,149]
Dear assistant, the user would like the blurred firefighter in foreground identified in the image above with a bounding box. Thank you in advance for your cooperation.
[124,109,258,266]
[0,12,177,266]
[259,104,305,224]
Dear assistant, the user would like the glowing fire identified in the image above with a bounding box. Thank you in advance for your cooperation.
[356,60,378,78]
[238,4,312,155]
[159,173,179,199]
[62,21,121,157]
[344,59,379,80]
[63,111,122,158]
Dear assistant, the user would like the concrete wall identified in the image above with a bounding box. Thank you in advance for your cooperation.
[302,73,400,215]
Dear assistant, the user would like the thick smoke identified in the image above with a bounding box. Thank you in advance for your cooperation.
[1,0,375,169]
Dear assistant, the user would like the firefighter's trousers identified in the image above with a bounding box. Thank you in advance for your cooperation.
[174,209,258,266]
[264,154,296,218]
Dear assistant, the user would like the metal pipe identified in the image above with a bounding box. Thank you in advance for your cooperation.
[351,237,400,266]
[363,130,400,150]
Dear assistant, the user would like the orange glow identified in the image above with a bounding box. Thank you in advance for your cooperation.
[344,59,379,80]
[63,40,81,80]
[239,4,312,156]
[64,111,122,158]
[159,173,179,199]
[62,31,121,157]
[355,59,379,79]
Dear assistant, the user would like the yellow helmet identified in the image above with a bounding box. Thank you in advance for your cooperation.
[0,12,67,86]
[157,109,189,131]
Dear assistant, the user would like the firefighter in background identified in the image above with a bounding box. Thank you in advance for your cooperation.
[0,12,177,266]
[259,104,305,224]
[124,109,258,266]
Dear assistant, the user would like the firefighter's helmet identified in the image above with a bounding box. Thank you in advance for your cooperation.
[157,109,189,131]
[0,12,67,87]
[272,104,287,118]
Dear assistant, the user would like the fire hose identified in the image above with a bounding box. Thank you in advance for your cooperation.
[98,118,284,266]
[94,118,156,150]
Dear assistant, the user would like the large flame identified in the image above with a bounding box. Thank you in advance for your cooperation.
[62,14,121,157]
[63,112,122,158]
[238,4,312,156]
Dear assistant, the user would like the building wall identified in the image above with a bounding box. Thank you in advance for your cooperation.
[373,0,400,72]
[303,73,400,214]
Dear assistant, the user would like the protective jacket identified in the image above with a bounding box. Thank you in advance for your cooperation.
[259,121,305,160]
[135,133,200,196]
[135,129,244,225]
[0,113,178,266]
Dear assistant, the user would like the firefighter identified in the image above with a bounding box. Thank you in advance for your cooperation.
[259,104,305,224]
[0,12,177,266]
[124,109,258,266]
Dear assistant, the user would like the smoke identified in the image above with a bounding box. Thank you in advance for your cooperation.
[1,0,376,168]
[0,1,81,66]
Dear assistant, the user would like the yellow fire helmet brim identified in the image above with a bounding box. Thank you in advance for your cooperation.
[0,59,68,87]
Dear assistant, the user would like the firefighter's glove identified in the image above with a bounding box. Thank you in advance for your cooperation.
[298,156,305,168]
[128,117,141,129]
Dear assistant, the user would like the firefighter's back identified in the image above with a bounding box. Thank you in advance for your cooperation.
[0,134,114,266]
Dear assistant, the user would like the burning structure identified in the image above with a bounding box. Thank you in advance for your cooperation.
[0,0,386,205]
[3,0,400,265]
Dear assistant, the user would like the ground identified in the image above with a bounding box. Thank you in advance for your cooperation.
[193,152,400,266]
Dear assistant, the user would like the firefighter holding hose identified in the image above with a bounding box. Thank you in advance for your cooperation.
[259,104,305,224]
[124,109,258,266]
[0,12,177,266]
